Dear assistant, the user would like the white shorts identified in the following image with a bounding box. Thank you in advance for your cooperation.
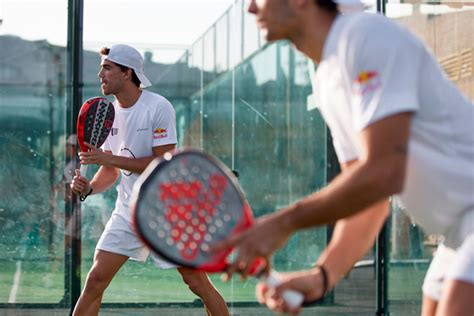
[96,212,177,269]
[422,234,474,300]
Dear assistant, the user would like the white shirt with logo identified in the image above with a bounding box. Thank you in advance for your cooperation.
[103,90,177,222]
[312,13,474,248]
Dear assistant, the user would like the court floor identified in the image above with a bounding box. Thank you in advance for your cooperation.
[0,265,422,315]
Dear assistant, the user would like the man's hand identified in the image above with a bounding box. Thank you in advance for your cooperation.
[212,213,293,279]
[256,268,326,315]
[79,142,111,167]
[70,169,91,196]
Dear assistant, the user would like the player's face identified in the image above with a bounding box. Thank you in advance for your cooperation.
[247,0,294,42]
[98,59,127,95]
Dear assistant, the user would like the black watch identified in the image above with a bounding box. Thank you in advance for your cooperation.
[79,187,93,202]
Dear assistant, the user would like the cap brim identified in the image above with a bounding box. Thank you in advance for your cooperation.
[104,55,152,88]
[136,72,152,88]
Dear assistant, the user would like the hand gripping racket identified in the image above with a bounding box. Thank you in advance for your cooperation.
[131,149,304,309]
[76,97,115,178]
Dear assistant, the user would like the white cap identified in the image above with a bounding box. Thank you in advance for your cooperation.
[334,0,365,13]
[104,44,152,88]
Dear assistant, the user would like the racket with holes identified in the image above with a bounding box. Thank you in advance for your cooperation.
[76,97,115,178]
[131,149,304,308]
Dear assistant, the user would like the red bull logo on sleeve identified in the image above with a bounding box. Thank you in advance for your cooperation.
[352,70,381,95]
[153,127,168,139]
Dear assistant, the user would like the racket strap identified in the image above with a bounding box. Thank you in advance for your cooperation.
[79,187,93,201]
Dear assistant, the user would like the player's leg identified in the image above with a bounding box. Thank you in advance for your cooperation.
[72,249,128,316]
[421,294,438,316]
[73,213,146,316]
[436,280,474,316]
[177,267,229,316]
[435,234,474,316]
[421,244,456,316]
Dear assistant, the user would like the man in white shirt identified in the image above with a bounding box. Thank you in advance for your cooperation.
[215,1,474,315]
[71,44,228,316]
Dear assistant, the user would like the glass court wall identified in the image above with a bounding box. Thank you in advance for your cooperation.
[78,0,332,307]
[1,0,472,315]
[0,0,70,307]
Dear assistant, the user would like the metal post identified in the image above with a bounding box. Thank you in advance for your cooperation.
[375,217,390,315]
[66,0,83,313]
[324,128,339,304]
[375,2,388,314]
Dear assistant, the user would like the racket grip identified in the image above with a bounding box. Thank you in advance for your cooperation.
[263,270,304,309]
[79,164,88,179]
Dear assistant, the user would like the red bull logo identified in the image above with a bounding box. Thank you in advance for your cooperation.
[153,127,168,139]
[353,70,381,95]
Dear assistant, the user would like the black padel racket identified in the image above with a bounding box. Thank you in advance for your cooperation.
[76,97,115,178]
[131,149,303,308]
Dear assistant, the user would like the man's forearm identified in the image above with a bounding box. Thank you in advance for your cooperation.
[278,160,397,232]
[97,144,175,175]
[278,113,409,232]
[89,166,120,194]
[315,200,390,289]
[108,156,155,174]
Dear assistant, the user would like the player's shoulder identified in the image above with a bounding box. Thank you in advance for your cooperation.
[338,12,424,53]
[346,12,395,26]
[140,90,174,110]
[338,13,397,38]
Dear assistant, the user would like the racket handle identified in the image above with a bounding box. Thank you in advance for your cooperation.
[263,270,304,309]
[79,164,88,179]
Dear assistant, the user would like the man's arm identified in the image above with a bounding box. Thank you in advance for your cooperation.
[71,151,120,196]
[105,143,175,173]
[79,143,176,175]
[218,112,411,276]
[255,150,394,312]
[88,165,121,195]
[257,192,389,310]
[279,112,411,230]
[73,144,175,196]
[315,164,390,290]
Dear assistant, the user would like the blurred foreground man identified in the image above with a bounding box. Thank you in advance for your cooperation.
[216,0,474,315]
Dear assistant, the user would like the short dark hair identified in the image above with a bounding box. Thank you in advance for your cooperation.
[99,47,141,87]
[315,0,338,12]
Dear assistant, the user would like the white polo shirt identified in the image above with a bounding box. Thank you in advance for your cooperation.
[103,90,177,222]
[312,13,474,248]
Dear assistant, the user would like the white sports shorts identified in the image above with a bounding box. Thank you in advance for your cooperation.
[422,233,474,300]
[96,212,177,269]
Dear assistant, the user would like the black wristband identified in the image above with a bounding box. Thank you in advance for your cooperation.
[315,264,329,299]
[79,187,93,202]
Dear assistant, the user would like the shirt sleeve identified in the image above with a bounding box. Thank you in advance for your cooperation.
[152,98,177,147]
[345,19,422,131]
[332,135,359,164]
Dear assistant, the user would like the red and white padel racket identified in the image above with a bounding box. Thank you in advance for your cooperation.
[76,97,115,178]
[131,149,304,308]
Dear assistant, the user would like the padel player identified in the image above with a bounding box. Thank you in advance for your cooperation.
[216,0,474,315]
[70,44,229,316]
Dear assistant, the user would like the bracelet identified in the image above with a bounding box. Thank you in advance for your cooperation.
[79,187,93,202]
[315,264,329,299]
